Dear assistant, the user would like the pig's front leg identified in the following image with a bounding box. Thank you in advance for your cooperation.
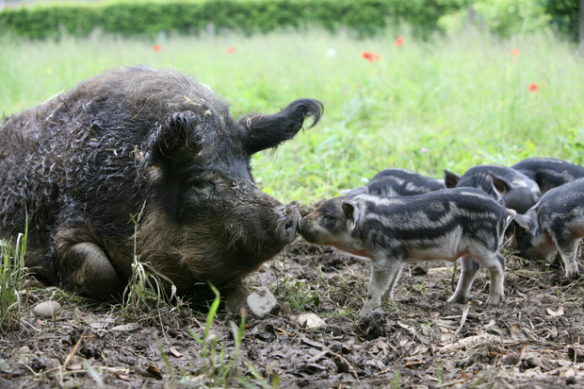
[552,233,580,279]
[60,242,125,301]
[224,281,251,314]
[360,256,403,317]
[448,254,480,304]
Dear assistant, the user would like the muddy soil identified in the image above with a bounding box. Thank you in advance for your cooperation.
[2,240,584,388]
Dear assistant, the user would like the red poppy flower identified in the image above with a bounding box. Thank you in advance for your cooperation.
[395,36,404,47]
[361,51,381,63]
[226,46,235,54]
[510,49,520,56]
[153,44,162,52]
[529,83,539,93]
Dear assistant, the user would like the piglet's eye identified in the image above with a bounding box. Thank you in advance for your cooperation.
[322,214,333,220]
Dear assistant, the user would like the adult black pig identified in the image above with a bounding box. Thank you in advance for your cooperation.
[0,66,323,309]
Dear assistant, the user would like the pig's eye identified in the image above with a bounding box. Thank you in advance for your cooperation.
[322,214,333,220]
[192,181,215,190]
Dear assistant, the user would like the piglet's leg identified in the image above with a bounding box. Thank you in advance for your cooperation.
[552,234,580,279]
[448,254,480,304]
[360,256,403,317]
[62,242,124,301]
[471,251,506,306]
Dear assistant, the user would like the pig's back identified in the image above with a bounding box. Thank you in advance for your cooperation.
[512,158,584,193]
[538,178,584,217]
[355,188,507,245]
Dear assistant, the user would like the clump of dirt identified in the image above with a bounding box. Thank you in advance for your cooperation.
[2,240,584,388]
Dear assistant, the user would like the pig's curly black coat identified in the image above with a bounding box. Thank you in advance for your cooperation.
[0,66,323,301]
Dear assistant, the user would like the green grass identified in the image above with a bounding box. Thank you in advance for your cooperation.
[1,29,583,203]
[0,227,28,332]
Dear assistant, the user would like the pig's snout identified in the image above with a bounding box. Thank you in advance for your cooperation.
[276,204,301,243]
[297,217,305,232]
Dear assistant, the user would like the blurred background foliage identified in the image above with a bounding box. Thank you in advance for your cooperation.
[0,0,581,42]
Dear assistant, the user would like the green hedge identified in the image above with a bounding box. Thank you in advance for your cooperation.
[0,0,472,40]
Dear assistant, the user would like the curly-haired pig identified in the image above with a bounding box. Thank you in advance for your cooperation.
[298,189,515,316]
[511,157,584,194]
[0,66,323,310]
[444,165,541,214]
[514,178,584,279]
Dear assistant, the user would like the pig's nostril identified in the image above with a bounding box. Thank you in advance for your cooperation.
[285,220,294,232]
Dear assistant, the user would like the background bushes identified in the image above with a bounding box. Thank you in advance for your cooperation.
[0,0,580,41]
[543,0,580,41]
[0,0,472,39]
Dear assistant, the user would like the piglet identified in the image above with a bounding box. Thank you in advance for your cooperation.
[511,157,584,194]
[514,178,584,280]
[298,189,515,316]
[341,168,445,198]
[368,168,446,196]
[445,165,541,214]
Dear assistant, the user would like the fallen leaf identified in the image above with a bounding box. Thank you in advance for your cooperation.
[113,373,131,381]
[66,363,82,371]
[293,313,326,329]
[169,347,183,357]
[546,306,565,317]
[484,320,496,329]
[111,323,141,332]
[300,336,326,350]
[89,322,108,329]
[510,323,525,340]
[550,326,558,338]
[147,365,162,378]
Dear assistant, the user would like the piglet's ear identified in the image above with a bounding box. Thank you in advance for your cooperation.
[239,99,324,155]
[443,169,460,188]
[513,213,535,234]
[490,173,513,196]
[341,200,360,231]
[146,112,201,166]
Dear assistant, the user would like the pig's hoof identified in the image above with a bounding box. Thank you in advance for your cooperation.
[447,295,465,304]
[359,302,380,318]
[567,271,581,281]
[224,284,251,315]
[484,297,503,307]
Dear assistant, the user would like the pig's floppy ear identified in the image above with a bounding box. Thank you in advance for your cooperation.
[146,112,201,166]
[239,99,324,154]
[341,200,360,231]
[443,169,460,188]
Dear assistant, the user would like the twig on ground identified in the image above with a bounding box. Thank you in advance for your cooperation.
[63,327,87,370]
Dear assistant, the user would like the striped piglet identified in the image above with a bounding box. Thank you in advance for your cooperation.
[298,188,515,317]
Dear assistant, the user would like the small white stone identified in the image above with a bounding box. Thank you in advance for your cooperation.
[32,301,61,319]
[18,346,30,354]
[295,313,326,330]
[247,286,277,319]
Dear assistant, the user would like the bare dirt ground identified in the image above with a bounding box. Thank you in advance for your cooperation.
[2,239,584,389]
